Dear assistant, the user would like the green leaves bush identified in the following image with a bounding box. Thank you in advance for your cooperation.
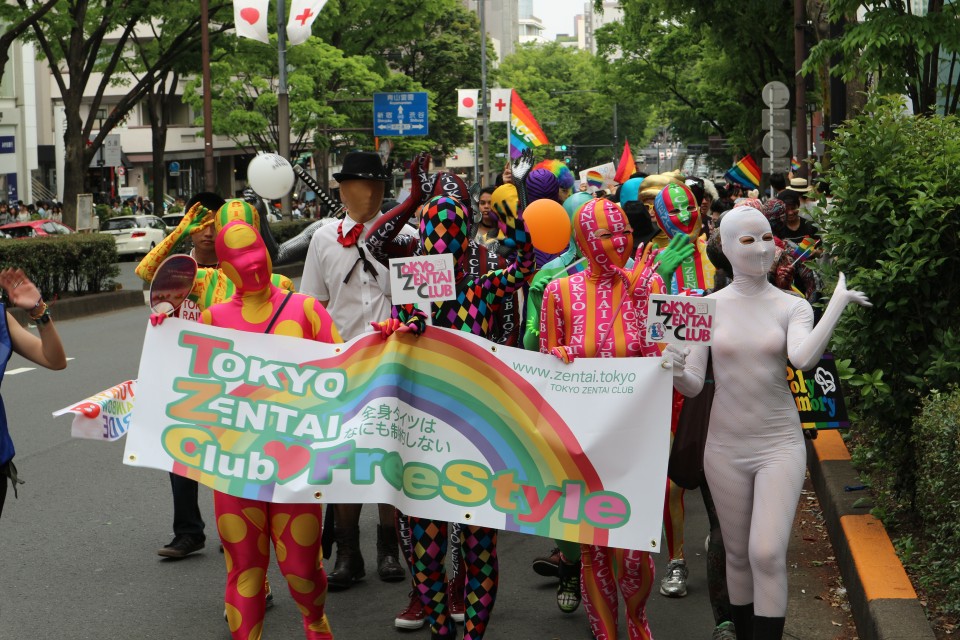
[824,94,960,503]
[911,388,960,614]
[0,234,120,298]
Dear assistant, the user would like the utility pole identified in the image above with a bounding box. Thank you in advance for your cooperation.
[200,0,215,192]
[277,0,292,217]
[480,0,491,186]
[794,0,808,178]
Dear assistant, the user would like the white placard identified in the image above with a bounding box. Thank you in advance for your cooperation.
[388,254,456,305]
[646,294,716,346]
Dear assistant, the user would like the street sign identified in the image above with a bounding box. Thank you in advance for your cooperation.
[761,81,790,109]
[103,133,122,167]
[169,161,181,177]
[761,108,791,130]
[373,92,429,137]
[762,130,791,156]
[117,166,126,177]
[762,157,791,173]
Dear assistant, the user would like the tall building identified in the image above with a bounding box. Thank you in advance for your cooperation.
[518,0,547,46]
[462,0,519,61]
[583,1,623,54]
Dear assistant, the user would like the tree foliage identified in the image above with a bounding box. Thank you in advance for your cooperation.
[821,94,960,500]
[596,0,794,157]
[804,1,960,116]
[496,42,646,170]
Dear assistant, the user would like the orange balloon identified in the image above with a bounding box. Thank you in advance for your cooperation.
[524,199,572,254]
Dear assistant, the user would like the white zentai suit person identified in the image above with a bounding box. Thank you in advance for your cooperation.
[668,205,870,640]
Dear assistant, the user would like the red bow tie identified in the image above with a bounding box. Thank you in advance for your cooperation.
[338,221,364,248]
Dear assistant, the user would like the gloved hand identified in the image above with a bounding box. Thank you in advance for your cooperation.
[833,272,872,308]
[370,318,410,339]
[664,344,690,373]
[549,346,575,364]
[655,234,694,281]
[149,312,168,327]
[775,263,795,290]
[182,201,214,236]
[410,152,431,205]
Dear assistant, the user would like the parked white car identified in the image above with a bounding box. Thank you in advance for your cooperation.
[100,214,168,257]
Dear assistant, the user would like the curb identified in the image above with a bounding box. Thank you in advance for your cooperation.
[807,430,936,640]
[8,289,146,326]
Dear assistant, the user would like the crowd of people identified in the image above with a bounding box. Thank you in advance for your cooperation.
[1,147,869,640]
[0,199,65,225]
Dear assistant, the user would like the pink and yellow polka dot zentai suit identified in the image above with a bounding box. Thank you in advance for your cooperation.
[541,199,665,640]
[201,220,342,640]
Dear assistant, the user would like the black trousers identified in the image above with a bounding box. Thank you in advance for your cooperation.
[169,472,205,539]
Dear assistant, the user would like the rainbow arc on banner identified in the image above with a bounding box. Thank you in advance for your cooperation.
[170,331,609,546]
[509,90,549,159]
[724,154,761,190]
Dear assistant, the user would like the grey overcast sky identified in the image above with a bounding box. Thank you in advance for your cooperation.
[534,0,584,39]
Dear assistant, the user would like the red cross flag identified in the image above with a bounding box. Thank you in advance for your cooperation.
[458,89,479,119]
[489,88,512,122]
[233,0,270,44]
[287,0,328,46]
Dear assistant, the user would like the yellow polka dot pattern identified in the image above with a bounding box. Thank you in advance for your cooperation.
[237,567,266,598]
[225,603,242,632]
[240,298,273,325]
[242,507,267,530]
[290,513,320,547]
[247,620,262,640]
[274,319,304,338]
[224,223,258,249]
[285,573,316,594]
[219,513,248,543]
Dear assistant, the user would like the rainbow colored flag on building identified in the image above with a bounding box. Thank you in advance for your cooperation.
[510,90,549,159]
[723,154,761,190]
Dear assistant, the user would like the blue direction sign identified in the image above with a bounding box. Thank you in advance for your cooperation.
[373,92,429,137]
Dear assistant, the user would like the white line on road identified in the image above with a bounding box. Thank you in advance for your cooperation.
[6,357,74,376]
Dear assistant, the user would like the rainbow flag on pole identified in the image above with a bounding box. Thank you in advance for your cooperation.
[510,90,549,159]
[723,154,761,190]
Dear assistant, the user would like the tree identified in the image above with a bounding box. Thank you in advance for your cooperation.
[804,0,960,116]
[182,35,390,156]
[18,0,226,228]
[496,42,646,170]
[121,3,233,208]
[596,0,795,157]
[0,0,59,88]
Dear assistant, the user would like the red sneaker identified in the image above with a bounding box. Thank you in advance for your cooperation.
[447,580,465,623]
[394,590,426,630]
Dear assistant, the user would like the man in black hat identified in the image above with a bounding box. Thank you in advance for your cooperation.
[300,151,413,600]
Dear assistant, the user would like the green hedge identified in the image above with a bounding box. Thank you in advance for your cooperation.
[0,234,120,298]
[910,387,960,614]
[823,94,960,501]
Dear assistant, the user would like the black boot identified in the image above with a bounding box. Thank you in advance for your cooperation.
[753,615,785,640]
[326,526,365,591]
[729,603,754,640]
[376,524,406,582]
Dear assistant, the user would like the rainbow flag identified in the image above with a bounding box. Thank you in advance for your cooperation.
[586,171,604,189]
[790,156,801,172]
[723,154,761,190]
[510,89,549,159]
[790,237,820,264]
[614,139,637,184]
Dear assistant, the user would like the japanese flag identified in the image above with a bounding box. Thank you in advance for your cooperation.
[287,0,328,46]
[234,0,270,44]
[458,89,479,119]
[489,88,512,122]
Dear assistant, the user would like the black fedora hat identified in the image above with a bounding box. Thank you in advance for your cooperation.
[333,151,390,183]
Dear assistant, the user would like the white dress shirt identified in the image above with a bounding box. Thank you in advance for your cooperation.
[300,213,416,341]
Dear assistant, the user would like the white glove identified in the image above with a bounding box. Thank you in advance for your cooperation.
[664,344,690,374]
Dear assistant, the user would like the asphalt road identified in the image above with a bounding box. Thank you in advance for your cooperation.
[0,278,851,640]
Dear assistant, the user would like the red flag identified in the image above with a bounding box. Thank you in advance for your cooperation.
[614,139,637,184]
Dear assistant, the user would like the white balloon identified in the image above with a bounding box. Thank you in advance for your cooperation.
[247,153,295,200]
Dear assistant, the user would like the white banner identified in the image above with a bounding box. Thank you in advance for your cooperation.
[647,294,716,346]
[54,380,137,441]
[489,88,512,122]
[287,0,328,46]
[124,319,674,551]
[233,0,270,44]
[457,89,479,119]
